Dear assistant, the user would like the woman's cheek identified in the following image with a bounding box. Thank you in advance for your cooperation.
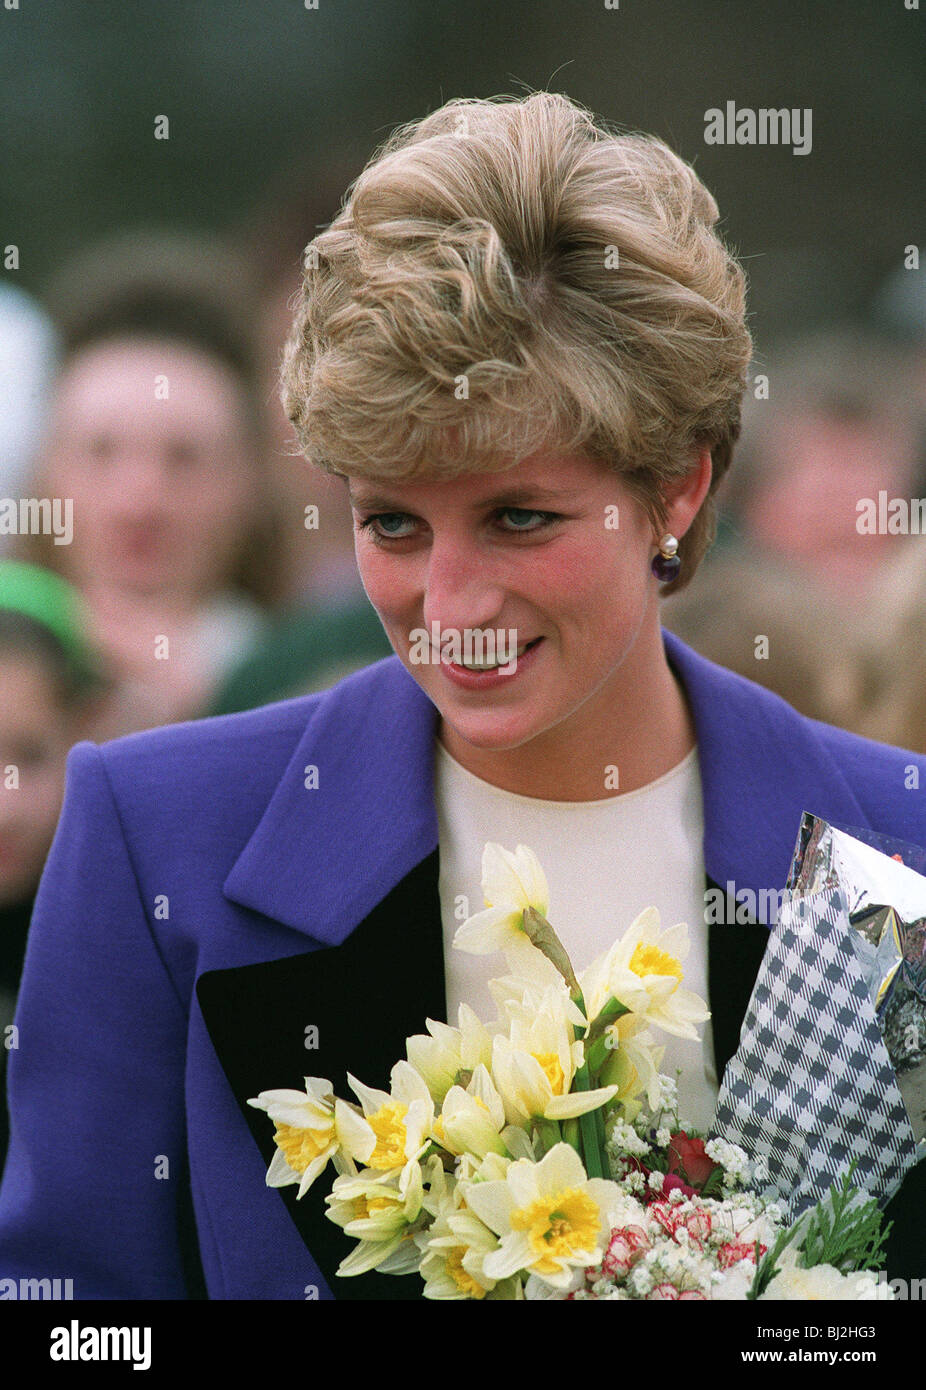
[354,545,403,614]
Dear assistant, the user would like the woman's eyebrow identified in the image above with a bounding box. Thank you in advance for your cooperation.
[348,486,572,511]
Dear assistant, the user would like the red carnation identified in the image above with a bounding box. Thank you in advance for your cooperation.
[718,1240,767,1268]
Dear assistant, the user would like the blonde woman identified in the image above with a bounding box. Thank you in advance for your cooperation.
[1,93,923,1300]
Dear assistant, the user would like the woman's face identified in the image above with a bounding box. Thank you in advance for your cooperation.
[41,338,257,606]
[746,408,918,591]
[0,655,73,907]
[349,451,663,754]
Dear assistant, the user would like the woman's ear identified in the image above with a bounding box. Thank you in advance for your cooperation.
[662,447,713,540]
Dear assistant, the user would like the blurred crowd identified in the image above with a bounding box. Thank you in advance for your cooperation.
[1,193,925,1163]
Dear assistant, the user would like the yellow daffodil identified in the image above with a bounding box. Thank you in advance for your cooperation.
[247,1077,375,1198]
[326,1164,426,1277]
[452,843,551,957]
[460,1142,623,1289]
[489,982,617,1124]
[411,1156,522,1300]
[347,1060,435,1192]
[418,1206,506,1299]
[405,1004,494,1105]
[580,907,710,1040]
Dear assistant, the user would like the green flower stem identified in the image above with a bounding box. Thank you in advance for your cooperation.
[562,1117,582,1155]
[584,1035,611,1076]
[594,1101,608,1162]
[573,1062,604,1179]
[569,986,606,1175]
[584,996,631,1043]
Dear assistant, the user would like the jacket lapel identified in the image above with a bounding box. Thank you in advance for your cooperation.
[203,632,876,1296]
[221,656,440,943]
[197,849,444,1300]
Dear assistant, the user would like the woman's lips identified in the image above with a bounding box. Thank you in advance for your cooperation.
[439,636,543,689]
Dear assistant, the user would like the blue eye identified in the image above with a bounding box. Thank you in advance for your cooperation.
[356,507,560,544]
[357,513,415,540]
[500,508,551,531]
[375,514,411,534]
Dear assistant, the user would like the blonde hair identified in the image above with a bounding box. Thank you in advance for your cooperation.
[281,91,752,591]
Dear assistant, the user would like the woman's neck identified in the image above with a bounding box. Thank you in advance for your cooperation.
[437,636,696,802]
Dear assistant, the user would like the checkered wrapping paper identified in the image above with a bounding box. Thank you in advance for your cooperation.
[709,886,922,1222]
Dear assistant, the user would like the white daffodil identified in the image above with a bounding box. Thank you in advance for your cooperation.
[454,1133,537,1187]
[247,1077,375,1198]
[433,1065,508,1159]
[452,842,550,957]
[579,907,710,1041]
[461,1142,623,1290]
[418,1206,508,1300]
[489,973,585,1027]
[347,1060,435,1188]
[490,983,617,1124]
[405,1004,494,1105]
[414,1155,525,1300]
[325,1163,426,1277]
[524,1270,585,1299]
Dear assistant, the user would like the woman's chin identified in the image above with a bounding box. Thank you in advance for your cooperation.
[437,706,552,754]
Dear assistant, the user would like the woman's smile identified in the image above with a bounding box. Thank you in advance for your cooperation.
[439,633,545,688]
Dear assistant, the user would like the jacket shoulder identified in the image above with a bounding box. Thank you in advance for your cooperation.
[803,714,926,837]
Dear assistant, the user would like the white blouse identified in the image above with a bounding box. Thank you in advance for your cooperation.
[434,737,719,1132]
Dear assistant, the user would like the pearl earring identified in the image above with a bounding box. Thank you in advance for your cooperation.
[651,533,680,583]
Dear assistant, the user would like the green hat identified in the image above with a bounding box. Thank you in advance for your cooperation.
[0,560,100,684]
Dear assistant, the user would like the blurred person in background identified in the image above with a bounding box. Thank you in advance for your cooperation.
[204,167,394,715]
[846,540,926,754]
[870,262,926,393]
[0,561,105,1169]
[720,328,925,596]
[838,266,926,751]
[663,549,860,729]
[13,230,283,737]
[667,327,926,729]
[239,162,368,611]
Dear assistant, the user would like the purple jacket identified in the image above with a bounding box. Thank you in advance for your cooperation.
[1,629,924,1299]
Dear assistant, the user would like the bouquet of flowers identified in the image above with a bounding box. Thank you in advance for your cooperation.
[249,841,894,1300]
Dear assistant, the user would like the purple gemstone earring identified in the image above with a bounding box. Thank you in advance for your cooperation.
[651,533,681,583]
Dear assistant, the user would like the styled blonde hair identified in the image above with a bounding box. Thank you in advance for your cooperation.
[281,91,752,591]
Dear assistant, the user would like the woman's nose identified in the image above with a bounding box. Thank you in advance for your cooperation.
[420,534,506,636]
